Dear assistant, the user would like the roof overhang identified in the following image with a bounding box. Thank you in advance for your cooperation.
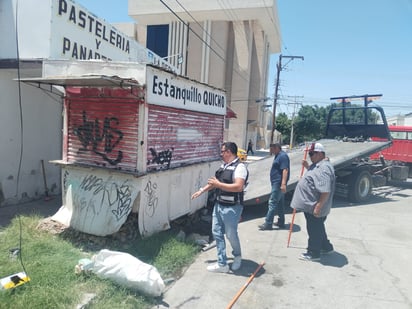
[18,75,140,88]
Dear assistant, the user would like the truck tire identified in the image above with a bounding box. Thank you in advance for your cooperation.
[349,170,372,202]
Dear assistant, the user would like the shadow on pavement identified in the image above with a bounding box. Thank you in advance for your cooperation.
[230,259,265,278]
[202,258,265,278]
[320,251,348,268]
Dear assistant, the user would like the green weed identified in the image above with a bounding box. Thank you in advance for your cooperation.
[0,215,199,308]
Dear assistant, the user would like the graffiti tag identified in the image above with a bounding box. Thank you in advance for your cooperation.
[148,147,173,169]
[73,110,124,165]
[79,174,132,221]
[144,180,158,217]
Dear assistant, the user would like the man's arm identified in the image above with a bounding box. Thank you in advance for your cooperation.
[207,176,245,192]
[280,168,288,193]
[313,192,329,217]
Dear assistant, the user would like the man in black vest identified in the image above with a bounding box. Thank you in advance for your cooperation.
[192,142,248,272]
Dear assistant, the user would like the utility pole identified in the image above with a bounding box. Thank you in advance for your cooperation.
[270,54,304,144]
[287,96,303,149]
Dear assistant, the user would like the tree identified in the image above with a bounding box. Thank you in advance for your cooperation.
[294,105,327,143]
[275,112,291,144]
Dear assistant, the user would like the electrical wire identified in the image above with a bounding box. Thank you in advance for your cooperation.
[18,216,29,277]
[14,0,24,200]
[173,0,226,54]
[13,0,30,282]
[159,0,226,63]
[162,0,272,100]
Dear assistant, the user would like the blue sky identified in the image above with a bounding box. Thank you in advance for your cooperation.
[274,0,412,117]
[77,0,412,117]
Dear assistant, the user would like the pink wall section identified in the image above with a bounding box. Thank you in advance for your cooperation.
[147,105,224,171]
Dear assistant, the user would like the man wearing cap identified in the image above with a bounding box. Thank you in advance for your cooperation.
[258,143,290,230]
[290,142,335,261]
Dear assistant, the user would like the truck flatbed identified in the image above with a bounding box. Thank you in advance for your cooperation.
[244,138,392,206]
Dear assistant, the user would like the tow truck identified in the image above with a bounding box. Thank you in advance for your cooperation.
[244,94,393,204]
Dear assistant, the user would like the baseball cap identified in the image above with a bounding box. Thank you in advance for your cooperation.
[309,142,325,153]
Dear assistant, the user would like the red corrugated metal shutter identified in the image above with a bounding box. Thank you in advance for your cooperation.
[147,105,224,171]
[65,87,142,173]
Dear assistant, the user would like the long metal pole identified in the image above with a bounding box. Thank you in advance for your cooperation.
[287,143,308,247]
[226,261,265,309]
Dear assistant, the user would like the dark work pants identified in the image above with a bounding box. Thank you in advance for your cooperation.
[304,212,333,256]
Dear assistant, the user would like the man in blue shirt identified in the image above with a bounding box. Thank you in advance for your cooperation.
[259,143,290,230]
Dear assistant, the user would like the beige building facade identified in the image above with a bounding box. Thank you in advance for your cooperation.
[127,0,281,149]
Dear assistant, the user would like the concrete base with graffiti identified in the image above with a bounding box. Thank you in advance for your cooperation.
[52,161,220,237]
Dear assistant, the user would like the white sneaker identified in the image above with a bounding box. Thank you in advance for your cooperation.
[231,256,242,271]
[207,263,229,273]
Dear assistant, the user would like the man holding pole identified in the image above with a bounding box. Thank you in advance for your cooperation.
[290,142,335,261]
[258,143,290,230]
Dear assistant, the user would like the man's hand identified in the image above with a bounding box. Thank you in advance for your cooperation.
[313,203,322,217]
[207,177,219,188]
[302,160,309,170]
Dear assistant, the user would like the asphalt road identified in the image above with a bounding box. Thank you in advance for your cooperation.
[2,176,412,309]
[154,181,412,309]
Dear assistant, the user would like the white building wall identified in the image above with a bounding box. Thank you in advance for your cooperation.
[0,68,62,205]
[128,0,281,149]
[227,21,253,148]
[0,0,164,206]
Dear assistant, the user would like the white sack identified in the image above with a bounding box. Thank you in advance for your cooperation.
[91,249,165,297]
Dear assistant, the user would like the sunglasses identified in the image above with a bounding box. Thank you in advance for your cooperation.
[309,151,317,156]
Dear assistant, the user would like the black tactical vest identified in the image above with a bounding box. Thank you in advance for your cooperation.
[215,159,248,206]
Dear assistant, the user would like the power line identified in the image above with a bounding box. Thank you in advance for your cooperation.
[159,0,272,103]
[159,0,226,63]
[173,0,226,54]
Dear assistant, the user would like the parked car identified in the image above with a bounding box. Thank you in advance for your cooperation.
[237,148,248,162]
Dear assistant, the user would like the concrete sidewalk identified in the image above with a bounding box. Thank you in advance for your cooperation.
[2,183,411,309]
[154,185,412,309]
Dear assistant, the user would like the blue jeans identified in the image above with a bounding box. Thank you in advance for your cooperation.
[265,184,285,225]
[212,202,243,266]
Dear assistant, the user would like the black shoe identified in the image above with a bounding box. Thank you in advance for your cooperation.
[299,252,320,261]
[274,221,285,229]
[258,223,272,230]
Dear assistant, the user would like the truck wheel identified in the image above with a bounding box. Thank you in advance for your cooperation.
[349,170,372,202]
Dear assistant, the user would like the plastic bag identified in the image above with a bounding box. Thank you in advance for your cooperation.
[91,249,165,297]
[75,258,94,275]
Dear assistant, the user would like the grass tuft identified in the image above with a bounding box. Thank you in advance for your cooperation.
[0,215,200,308]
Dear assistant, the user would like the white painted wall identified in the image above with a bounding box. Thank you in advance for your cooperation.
[53,161,219,237]
[0,68,62,205]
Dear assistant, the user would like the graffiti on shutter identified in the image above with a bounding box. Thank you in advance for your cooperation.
[147,105,224,171]
[66,87,141,173]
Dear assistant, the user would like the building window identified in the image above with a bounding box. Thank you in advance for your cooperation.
[147,25,169,58]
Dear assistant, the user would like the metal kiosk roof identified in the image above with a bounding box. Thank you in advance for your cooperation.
[18,75,141,96]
